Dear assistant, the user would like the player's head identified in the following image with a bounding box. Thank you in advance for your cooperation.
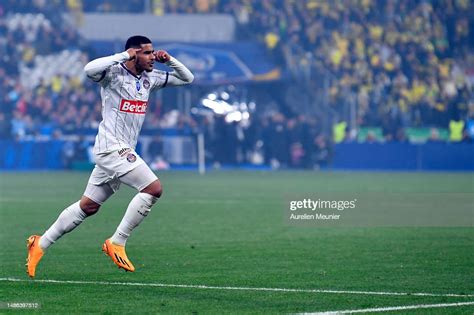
[125,35,156,73]
[125,35,151,50]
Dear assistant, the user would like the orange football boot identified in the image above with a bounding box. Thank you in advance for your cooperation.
[102,239,135,272]
[26,235,44,278]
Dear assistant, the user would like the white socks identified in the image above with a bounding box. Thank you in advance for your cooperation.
[39,201,87,250]
[38,193,157,250]
[110,193,158,246]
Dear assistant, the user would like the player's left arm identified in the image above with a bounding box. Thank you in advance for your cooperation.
[155,50,194,86]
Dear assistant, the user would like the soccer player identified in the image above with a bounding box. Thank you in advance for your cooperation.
[26,36,194,277]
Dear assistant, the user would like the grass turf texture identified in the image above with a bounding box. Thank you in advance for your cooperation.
[0,171,473,314]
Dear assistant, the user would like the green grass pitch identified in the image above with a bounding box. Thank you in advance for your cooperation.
[0,171,473,314]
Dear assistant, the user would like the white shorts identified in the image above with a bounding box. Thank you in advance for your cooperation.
[83,149,158,205]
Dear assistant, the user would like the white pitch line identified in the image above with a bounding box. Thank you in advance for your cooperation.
[303,301,474,314]
[1,277,473,298]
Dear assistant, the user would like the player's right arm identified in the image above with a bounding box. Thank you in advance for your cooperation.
[83,48,140,82]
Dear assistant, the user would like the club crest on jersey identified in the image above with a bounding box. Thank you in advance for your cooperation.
[143,79,150,89]
[119,99,148,114]
[127,153,137,163]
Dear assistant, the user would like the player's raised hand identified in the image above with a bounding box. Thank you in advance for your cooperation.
[126,48,142,60]
[154,50,170,63]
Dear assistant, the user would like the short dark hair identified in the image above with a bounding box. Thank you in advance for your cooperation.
[125,35,152,50]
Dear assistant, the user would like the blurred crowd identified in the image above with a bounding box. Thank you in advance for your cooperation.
[146,0,474,142]
[0,0,473,168]
[0,0,88,139]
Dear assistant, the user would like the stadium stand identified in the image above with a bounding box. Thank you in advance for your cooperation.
[0,0,473,170]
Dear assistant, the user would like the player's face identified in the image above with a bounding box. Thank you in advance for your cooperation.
[135,43,156,72]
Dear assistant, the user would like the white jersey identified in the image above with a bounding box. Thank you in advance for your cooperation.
[84,51,194,154]
[94,62,167,154]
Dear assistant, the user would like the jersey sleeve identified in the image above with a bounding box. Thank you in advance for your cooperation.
[164,56,194,86]
[149,69,170,91]
[84,52,130,87]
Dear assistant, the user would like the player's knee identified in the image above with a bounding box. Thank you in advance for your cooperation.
[79,197,101,216]
[141,180,163,198]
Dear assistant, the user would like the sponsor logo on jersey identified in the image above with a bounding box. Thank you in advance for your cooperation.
[143,79,150,89]
[119,99,148,114]
[127,153,137,163]
[135,79,141,91]
[118,148,131,157]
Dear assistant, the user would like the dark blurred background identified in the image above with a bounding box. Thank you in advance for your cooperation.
[0,0,473,171]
